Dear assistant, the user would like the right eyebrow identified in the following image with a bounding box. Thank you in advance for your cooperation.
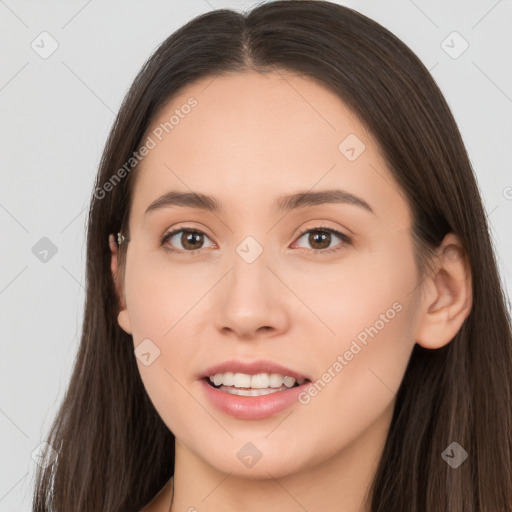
[145,190,221,215]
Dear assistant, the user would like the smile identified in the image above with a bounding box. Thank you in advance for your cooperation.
[201,374,312,420]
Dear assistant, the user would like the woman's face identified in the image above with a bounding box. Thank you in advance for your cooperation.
[114,70,424,479]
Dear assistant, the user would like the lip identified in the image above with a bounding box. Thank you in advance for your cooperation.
[199,359,310,381]
[198,359,312,420]
[200,378,312,420]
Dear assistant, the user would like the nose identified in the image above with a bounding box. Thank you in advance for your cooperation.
[213,245,291,341]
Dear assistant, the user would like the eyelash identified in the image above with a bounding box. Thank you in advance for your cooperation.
[160,225,352,257]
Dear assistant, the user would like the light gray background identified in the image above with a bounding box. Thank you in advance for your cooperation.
[1,0,511,509]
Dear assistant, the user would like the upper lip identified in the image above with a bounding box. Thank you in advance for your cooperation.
[199,359,310,381]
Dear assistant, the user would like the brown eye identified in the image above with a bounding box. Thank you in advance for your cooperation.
[293,227,351,254]
[180,231,204,250]
[161,228,214,253]
[308,231,331,250]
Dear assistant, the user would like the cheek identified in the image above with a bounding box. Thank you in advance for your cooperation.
[287,298,416,468]
[289,228,418,346]
[291,234,418,439]
[124,253,211,390]
[124,250,204,339]
[124,259,207,435]
[294,302,414,462]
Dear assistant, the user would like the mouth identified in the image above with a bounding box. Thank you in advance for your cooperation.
[200,368,314,420]
[202,374,311,397]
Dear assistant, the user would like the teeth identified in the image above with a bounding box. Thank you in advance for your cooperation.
[208,372,306,389]
[218,386,287,396]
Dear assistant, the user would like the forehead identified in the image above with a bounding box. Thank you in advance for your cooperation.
[146,69,368,158]
[128,70,410,230]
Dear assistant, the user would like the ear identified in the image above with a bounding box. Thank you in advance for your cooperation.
[414,233,472,349]
[109,234,132,335]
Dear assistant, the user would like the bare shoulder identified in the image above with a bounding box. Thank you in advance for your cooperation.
[140,476,173,512]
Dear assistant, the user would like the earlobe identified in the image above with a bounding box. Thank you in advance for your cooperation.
[414,233,473,350]
[117,309,133,335]
[109,234,132,335]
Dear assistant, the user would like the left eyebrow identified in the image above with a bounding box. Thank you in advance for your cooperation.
[275,189,374,215]
[144,189,375,216]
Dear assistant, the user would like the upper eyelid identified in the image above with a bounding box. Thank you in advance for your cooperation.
[293,224,349,240]
[162,224,350,249]
[162,223,349,239]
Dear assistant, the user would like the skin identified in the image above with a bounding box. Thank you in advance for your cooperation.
[109,70,472,512]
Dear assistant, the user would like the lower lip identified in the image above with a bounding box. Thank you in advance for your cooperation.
[200,378,311,420]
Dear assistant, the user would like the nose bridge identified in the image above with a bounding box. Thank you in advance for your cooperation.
[228,233,274,303]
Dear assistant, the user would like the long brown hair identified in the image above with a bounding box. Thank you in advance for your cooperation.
[32,1,512,510]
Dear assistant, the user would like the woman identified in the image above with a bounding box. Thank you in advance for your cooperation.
[32,1,512,511]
